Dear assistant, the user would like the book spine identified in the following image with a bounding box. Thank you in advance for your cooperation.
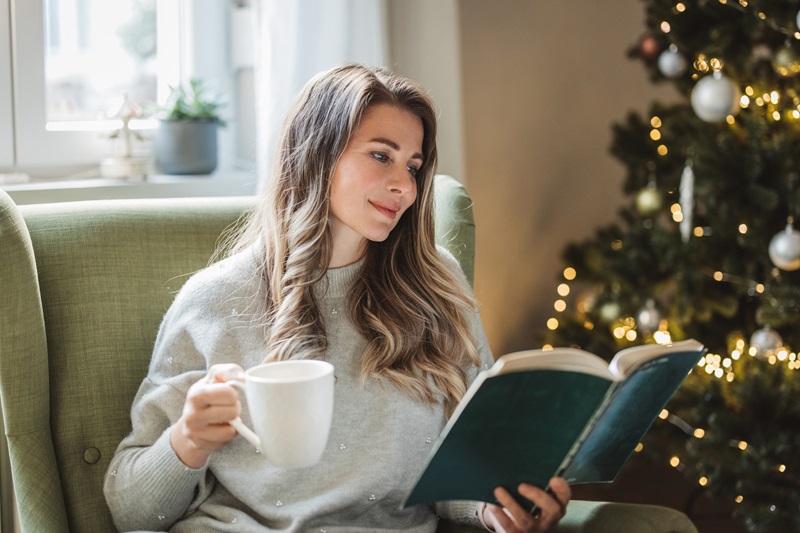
[554,383,618,481]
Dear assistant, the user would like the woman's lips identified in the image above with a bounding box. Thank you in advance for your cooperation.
[370,201,399,219]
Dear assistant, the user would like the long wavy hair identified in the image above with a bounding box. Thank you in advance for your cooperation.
[228,64,479,414]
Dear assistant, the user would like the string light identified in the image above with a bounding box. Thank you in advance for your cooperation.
[557,283,570,296]
[547,318,559,330]
[738,223,747,234]
[660,21,671,33]
[563,267,576,280]
[650,116,662,128]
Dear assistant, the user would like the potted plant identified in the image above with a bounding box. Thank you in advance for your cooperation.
[152,78,226,175]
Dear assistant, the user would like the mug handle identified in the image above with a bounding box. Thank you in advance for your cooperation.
[225,380,262,450]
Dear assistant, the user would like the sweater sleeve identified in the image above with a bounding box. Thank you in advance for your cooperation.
[103,263,241,532]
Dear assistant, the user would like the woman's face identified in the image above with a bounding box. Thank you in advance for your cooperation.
[328,103,424,267]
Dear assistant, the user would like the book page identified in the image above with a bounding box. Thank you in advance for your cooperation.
[491,348,614,381]
[609,339,705,378]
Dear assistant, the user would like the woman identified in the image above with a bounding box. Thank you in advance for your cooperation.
[104,64,570,533]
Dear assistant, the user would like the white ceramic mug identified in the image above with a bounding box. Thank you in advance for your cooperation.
[228,360,335,469]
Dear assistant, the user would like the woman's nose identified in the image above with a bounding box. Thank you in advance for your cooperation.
[388,167,414,194]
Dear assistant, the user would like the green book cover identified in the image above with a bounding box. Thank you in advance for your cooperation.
[403,339,705,508]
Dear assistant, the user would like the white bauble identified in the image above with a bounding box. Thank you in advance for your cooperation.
[636,187,662,215]
[636,300,661,332]
[658,46,688,78]
[599,302,621,323]
[797,9,800,31]
[690,72,741,122]
[750,326,782,359]
[769,224,800,271]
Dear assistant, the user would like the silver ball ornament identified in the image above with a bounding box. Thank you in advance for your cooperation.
[636,187,662,215]
[637,300,661,332]
[658,45,688,78]
[769,224,800,271]
[690,72,741,122]
[773,46,800,77]
[797,9,800,32]
[599,302,621,323]
[749,326,782,359]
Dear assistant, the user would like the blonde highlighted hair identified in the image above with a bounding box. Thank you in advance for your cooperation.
[229,64,479,415]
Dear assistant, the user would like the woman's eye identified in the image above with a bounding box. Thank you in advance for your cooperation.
[407,165,419,178]
[371,152,389,163]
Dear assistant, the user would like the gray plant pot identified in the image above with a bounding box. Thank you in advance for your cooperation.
[155,120,218,175]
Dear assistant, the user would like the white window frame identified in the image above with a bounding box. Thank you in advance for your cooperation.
[0,0,14,168]
[6,0,232,177]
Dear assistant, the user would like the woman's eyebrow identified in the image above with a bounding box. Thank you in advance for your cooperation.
[369,137,424,161]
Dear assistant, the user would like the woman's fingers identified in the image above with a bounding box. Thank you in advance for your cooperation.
[489,479,572,532]
[493,487,535,531]
[547,477,572,516]
[206,363,245,383]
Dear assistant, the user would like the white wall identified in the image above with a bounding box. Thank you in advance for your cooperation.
[459,0,679,354]
[386,0,466,184]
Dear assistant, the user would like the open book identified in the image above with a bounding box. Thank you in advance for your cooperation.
[403,339,706,508]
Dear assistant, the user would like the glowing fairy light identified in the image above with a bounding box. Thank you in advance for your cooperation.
[654,330,671,344]
[735,495,744,503]
[557,283,570,296]
[661,21,671,33]
[670,457,681,467]
[739,223,747,233]
[651,116,662,127]
[554,299,567,312]
[547,318,559,330]
[693,428,705,438]
[563,267,576,280]
[635,443,644,452]
[738,441,748,450]
[657,144,668,156]
[659,409,669,419]
[698,476,708,486]
[676,3,685,12]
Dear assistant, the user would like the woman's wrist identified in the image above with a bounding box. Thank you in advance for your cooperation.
[169,423,210,469]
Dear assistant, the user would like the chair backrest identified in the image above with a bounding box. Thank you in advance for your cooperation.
[0,174,475,533]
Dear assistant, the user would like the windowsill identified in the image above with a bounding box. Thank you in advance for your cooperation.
[2,169,258,205]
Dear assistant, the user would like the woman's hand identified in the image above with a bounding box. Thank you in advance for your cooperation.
[169,363,245,468]
[481,477,571,533]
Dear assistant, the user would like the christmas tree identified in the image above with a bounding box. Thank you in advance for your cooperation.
[539,1,800,532]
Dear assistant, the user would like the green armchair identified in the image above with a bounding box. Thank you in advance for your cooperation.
[0,175,696,532]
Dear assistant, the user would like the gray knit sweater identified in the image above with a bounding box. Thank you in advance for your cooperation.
[104,246,494,532]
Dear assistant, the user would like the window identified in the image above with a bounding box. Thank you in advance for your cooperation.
[2,0,247,179]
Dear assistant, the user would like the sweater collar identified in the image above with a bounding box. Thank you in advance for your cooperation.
[315,257,364,299]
